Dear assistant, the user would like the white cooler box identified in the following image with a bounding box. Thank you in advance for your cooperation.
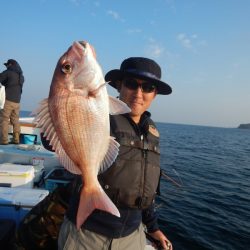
[0,187,49,226]
[0,163,35,188]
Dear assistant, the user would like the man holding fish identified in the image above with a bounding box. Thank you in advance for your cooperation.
[36,41,173,249]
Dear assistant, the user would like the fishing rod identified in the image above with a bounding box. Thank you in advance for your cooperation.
[161,170,182,188]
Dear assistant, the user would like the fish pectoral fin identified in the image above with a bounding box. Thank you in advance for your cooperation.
[89,82,106,97]
[109,95,131,115]
[99,136,120,173]
[76,186,120,230]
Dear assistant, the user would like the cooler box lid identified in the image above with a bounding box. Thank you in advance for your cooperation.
[0,163,34,177]
[0,187,49,207]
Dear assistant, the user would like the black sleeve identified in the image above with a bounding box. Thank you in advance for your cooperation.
[142,203,159,233]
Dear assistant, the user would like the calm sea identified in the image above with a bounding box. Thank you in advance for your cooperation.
[156,122,250,250]
[20,111,250,249]
[20,110,33,117]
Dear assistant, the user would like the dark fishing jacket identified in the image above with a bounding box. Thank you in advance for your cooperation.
[66,112,162,238]
[0,63,24,103]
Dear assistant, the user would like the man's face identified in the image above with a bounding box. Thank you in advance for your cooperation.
[118,77,157,123]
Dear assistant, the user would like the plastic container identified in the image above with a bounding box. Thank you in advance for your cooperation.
[23,135,36,145]
[33,165,45,183]
[0,187,49,226]
[44,168,74,192]
[0,163,35,188]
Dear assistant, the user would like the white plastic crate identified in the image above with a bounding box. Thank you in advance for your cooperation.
[0,163,35,188]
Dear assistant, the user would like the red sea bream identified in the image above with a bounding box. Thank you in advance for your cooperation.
[34,41,130,229]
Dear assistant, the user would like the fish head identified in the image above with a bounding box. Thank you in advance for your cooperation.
[49,41,105,97]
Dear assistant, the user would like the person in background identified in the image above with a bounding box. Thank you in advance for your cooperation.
[55,57,173,250]
[0,59,24,144]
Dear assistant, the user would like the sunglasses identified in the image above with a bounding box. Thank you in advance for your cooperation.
[123,79,157,93]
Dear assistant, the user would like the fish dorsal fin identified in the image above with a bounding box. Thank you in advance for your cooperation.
[33,99,81,175]
[109,95,131,115]
[99,136,120,173]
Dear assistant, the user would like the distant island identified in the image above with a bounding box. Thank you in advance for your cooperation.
[238,123,250,129]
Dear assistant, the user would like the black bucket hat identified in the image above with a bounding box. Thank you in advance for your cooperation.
[105,57,172,95]
[4,59,17,67]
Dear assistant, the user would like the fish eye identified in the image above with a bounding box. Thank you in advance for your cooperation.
[61,63,72,74]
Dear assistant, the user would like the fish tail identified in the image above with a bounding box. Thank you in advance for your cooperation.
[76,185,120,230]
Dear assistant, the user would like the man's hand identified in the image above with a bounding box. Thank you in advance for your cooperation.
[149,229,173,250]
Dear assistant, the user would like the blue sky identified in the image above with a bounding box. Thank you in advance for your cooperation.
[1,0,249,127]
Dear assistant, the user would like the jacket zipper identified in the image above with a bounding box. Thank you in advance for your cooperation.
[140,134,147,208]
